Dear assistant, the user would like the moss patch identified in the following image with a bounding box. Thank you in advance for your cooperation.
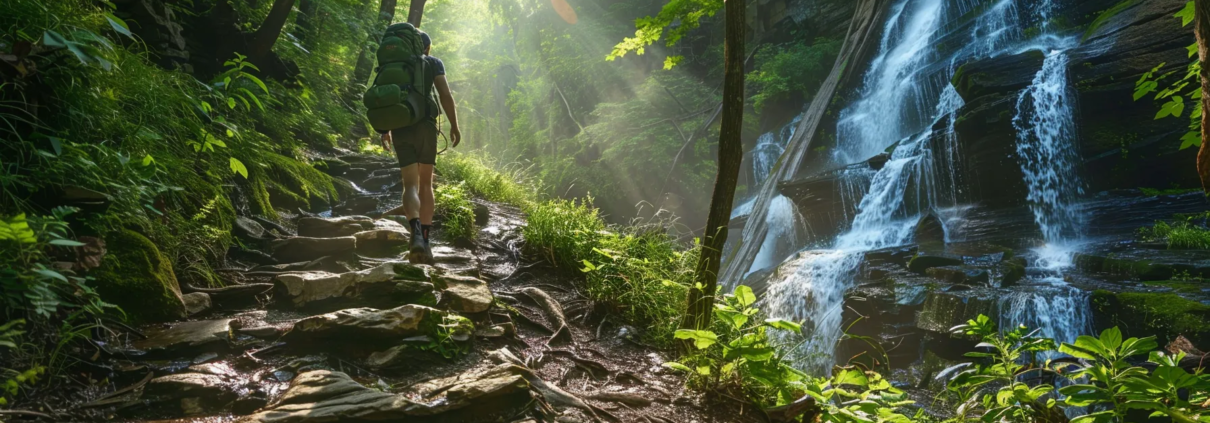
[248,152,341,218]
[1082,0,1142,41]
[1092,290,1210,346]
[91,229,186,323]
[1142,280,1209,294]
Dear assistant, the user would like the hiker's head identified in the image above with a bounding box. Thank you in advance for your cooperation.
[420,32,431,55]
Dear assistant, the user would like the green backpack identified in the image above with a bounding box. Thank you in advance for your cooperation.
[363,23,433,133]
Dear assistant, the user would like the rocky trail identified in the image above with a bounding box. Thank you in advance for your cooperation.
[44,154,759,423]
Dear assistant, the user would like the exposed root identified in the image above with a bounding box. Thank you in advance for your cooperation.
[587,392,653,407]
[547,349,612,379]
[519,287,574,345]
[489,348,603,421]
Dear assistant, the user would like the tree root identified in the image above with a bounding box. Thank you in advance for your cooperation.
[586,392,652,407]
[519,287,574,345]
[489,348,612,421]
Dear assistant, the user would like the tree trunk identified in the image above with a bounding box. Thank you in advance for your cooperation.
[681,0,745,331]
[350,0,399,92]
[407,0,427,27]
[249,0,297,61]
[1196,0,1210,192]
[295,0,320,51]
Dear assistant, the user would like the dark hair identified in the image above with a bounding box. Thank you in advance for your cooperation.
[420,32,431,50]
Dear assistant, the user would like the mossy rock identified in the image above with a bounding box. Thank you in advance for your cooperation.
[1091,290,1210,347]
[1074,253,1174,281]
[908,254,964,274]
[92,229,186,323]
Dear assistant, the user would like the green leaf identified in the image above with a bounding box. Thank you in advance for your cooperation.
[1176,1,1195,27]
[1157,96,1186,119]
[1134,80,1159,101]
[243,73,269,94]
[229,157,248,178]
[833,368,868,388]
[142,154,154,166]
[48,137,62,156]
[696,365,711,376]
[714,309,748,330]
[1189,43,1199,59]
[579,260,597,273]
[662,362,692,373]
[48,239,85,247]
[1098,326,1122,352]
[32,268,67,282]
[1180,131,1201,150]
[764,318,801,332]
[732,346,775,362]
[104,13,133,38]
[227,97,236,109]
[733,285,756,307]
[674,329,718,350]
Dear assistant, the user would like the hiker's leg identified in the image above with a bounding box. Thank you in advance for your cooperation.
[400,163,421,220]
[419,164,435,225]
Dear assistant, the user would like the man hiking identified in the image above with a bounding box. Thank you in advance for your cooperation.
[375,29,461,262]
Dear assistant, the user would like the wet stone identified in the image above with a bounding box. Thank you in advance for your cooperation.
[273,263,436,311]
[131,319,232,355]
[282,304,442,345]
[235,368,531,423]
[353,228,410,251]
[334,196,380,216]
[182,292,212,315]
[436,274,493,314]
[908,254,964,274]
[234,216,267,239]
[296,216,375,238]
[269,236,357,263]
[925,266,990,285]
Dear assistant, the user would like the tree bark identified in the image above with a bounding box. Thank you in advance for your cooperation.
[407,0,427,27]
[350,0,399,91]
[295,0,321,51]
[1196,0,1210,192]
[249,0,297,61]
[681,0,745,331]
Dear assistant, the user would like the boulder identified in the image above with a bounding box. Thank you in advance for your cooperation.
[473,202,490,226]
[235,368,531,423]
[436,274,493,313]
[131,319,232,355]
[282,305,443,345]
[273,263,436,310]
[907,254,964,274]
[353,228,410,251]
[916,290,997,334]
[92,229,186,323]
[269,236,357,263]
[146,372,237,416]
[182,292,212,315]
[234,216,267,239]
[333,196,380,216]
[296,216,375,238]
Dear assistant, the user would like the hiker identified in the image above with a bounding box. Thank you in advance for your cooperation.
[364,24,461,261]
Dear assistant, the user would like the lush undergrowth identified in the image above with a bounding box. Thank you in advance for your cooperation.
[433,181,475,242]
[1139,212,1210,249]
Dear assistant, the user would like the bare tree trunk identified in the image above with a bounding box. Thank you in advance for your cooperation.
[248,0,297,61]
[407,0,427,27]
[681,0,745,331]
[1196,0,1210,192]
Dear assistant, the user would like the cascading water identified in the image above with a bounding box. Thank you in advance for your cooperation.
[748,195,807,275]
[752,133,785,185]
[753,0,1097,372]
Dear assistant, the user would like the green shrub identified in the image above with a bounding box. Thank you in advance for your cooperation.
[748,37,842,113]
[435,181,476,241]
[438,152,539,207]
[1138,220,1210,249]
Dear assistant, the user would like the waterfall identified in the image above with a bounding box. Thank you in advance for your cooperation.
[752,132,784,184]
[748,195,806,274]
[1013,49,1085,247]
[1000,286,1093,359]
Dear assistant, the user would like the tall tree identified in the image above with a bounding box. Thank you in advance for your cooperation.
[681,0,744,331]
[351,0,399,90]
[1196,0,1210,192]
[407,0,426,27]
[248,0,298,62]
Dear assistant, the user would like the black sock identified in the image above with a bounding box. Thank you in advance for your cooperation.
[421,224,431,242]
[409,218,422,234]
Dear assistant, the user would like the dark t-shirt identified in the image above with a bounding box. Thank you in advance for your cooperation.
[426,56,445,77]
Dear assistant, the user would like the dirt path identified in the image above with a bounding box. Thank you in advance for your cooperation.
[38,154,762,423]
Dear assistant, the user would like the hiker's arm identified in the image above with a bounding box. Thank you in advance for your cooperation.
[434,75,460,147]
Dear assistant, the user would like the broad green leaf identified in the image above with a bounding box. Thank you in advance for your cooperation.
[764,318,801,332]
[104,13,133,38]
[733,285,756,307]
[1098,326,1122,352]
[227,97,236,109]
[142,154,154,166]
[714,309,747,330]
[229,157,249,178]
[696,365,711,375]
[1176,1,1195,27]
[732,346,775,362]
[579,260,597,272]
[1180,131,1201,150]
[674,329,717,350]
[49,239,85,247]
[662,362,692,372]
[1134,80,1158,101]
[1157,96,1186,119]
[833,368,868,388]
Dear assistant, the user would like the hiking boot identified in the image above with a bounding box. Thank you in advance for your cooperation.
[408,219,426,255]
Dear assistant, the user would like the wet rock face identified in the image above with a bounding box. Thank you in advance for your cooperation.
[916,289,998,334]
[269,236,357,263]
[296,216,376,237]
[236,368,531,423]
[282,305,442,345]
[273,263,436,311]
[907,255,964,274]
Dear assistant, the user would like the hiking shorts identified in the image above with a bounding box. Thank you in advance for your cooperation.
[391,120,438,167]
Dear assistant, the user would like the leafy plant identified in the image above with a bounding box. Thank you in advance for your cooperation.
[434,181,476,241]
[1056,327,1208,423]
[1135,1,1202,151]
[946,315,1064,423]
[415,314,474,359]
[0,207,118,319]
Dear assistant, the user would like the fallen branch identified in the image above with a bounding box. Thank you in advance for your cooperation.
[77,371,154,409]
